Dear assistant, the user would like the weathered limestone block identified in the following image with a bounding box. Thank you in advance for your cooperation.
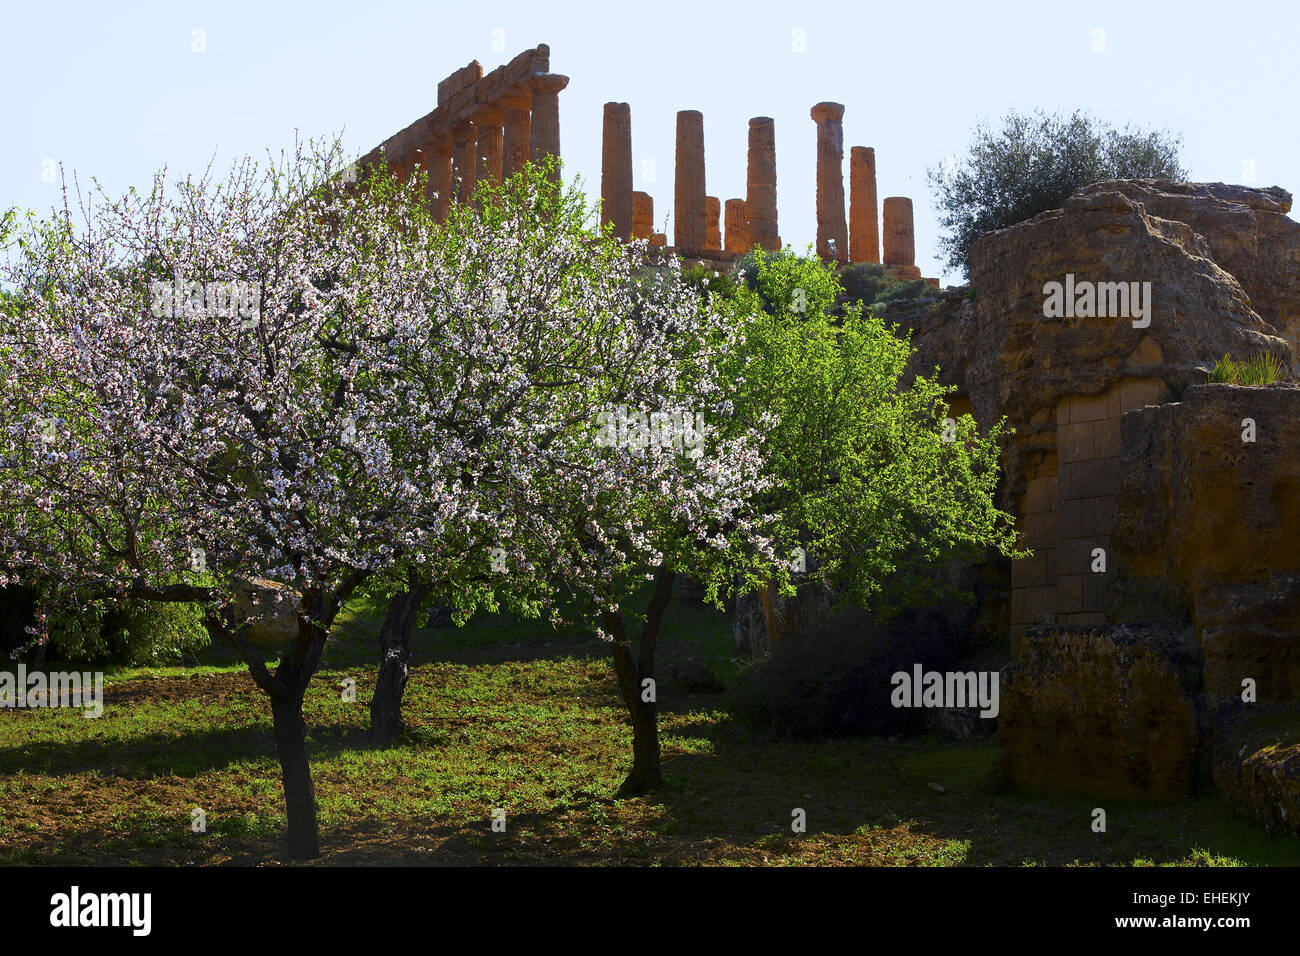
[746,117,780,250]
[232,578,302,648]
[1114,383,1300,833]
[810,102,847,262]
[527,73,569,182]
[997,625,1204,798]
[724,198,749,255]
[1115,384,1300,710]
[705,196,721,251]
[902,182,1295,650]
[437,60,483,108]
[849,146,879,263]
[1213,714,1300,835]
[669,660,726,694]
[499,94,532,180]
[650,232,666,247]
[601,102,634,240]
[674,110,706,256]
[910,186,1291,519]
[632,191,654,240]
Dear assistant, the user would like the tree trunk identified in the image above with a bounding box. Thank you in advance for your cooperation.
[370,583,432,745]
[270,691,318,860]
[608,633,661,795]
[603,566,676,797]
[218,574,369,862]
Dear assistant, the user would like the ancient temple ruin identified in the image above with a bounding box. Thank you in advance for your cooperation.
[358,44,935,283]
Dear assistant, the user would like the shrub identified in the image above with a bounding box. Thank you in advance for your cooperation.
[838,262,940,314]
[44,596,209,665]
[720,251,1021,616]
[928,109,1187,277]
[680,261,738,303]
[106,600,210,665]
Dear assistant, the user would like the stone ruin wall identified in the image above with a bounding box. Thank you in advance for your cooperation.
[910,181,1300,821]
[907,182,1297,654]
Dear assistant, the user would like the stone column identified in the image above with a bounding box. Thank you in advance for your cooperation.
[474,106,505,189]
[452,120,477,205]
[725,199,749,255]
[746,117,779,251]
[883,196,920,278]
[674,110,706,256]
[632,191,654,240]
[527,73,569,183]
[427,138,453,223]
[705,196,721,251]
[500,94,532,180]
[810,102,848,263]
[601,102,634,240]
[849,146,879,264]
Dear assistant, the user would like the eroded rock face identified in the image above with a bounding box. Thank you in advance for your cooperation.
[903,181,1300,816]
[918,186,1292,510]
[997,625,1205,798]
[1075,179,1300,371]
[1115,384,1300,711]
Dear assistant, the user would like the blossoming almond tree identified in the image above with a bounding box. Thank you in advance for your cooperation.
[0,141,540,858]
[360,165,778,790]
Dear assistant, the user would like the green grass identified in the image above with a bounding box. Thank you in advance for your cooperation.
[1,593,1297,866]
[1209,351,1284,386]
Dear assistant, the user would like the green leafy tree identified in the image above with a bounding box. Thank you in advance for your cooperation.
[928,109,1187,277]
[719,250,1023,628]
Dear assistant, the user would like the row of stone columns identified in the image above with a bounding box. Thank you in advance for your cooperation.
[600,104,778,257]
[595,99,918,273]
[811,101,917,275]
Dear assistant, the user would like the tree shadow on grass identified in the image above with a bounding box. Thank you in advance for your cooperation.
[0,715,379,780]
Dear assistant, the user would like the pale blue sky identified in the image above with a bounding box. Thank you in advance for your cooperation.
[7,0,1298,286]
